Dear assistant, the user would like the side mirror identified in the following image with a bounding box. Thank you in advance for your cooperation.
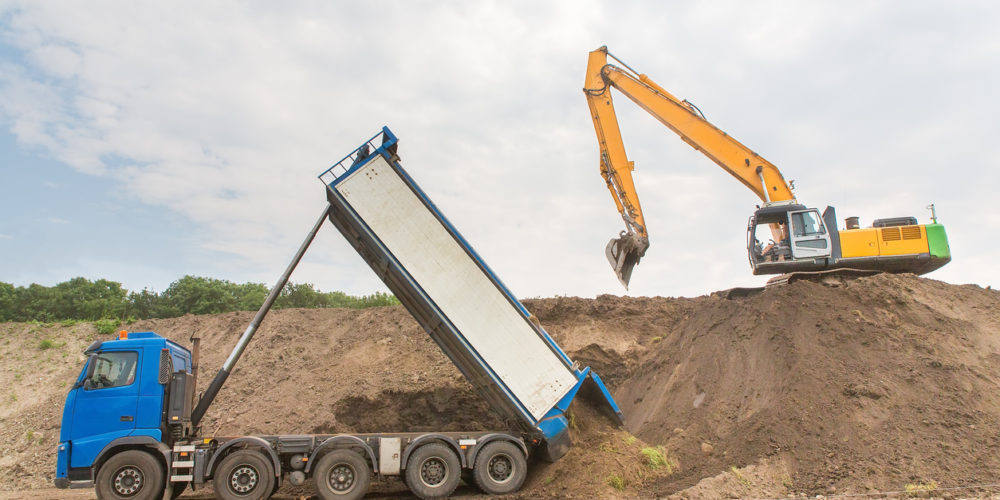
[74,353,98,389]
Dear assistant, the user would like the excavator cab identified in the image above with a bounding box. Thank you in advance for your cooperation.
[748,203,832,275]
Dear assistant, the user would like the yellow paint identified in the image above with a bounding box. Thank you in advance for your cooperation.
[839,228,879,258]
[583,46,797,244]
[878,225,929,256]
[839,226,930,258]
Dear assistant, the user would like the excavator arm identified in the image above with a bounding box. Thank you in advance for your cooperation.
[584,48,648,288]
[584,46,795,287]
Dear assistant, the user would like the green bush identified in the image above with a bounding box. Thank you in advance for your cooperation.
[0,277,399,322]
[94,319,120,336]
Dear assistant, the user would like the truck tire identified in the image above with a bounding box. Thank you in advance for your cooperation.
[212,449,275,500]
[404,443,461,499]
[472,440,526,495]
[313,449,370,500]
[95,449,165,500]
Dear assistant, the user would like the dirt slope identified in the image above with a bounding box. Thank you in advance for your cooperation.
[2,274,1000,498]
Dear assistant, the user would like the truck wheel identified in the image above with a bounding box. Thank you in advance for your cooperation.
[95,449,165,500]
[404,443,461,499]
[313,449,370,500]
[473,441,526,495]
[212,449,275,500]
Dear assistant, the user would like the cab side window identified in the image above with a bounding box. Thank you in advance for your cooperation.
[84,351,138,390]
[791,211,825,237]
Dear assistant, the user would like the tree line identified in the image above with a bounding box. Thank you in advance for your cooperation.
[0,276,399,322]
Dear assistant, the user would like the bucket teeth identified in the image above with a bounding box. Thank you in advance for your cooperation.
[606,232,649,289]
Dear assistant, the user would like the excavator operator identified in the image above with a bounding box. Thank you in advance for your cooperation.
[758,222,790,262]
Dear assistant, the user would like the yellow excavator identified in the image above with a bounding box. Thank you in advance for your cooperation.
[584,46,951,288]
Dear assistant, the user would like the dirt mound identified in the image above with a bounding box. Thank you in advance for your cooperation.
[3,274,1000,498]
[616,274,1000,497]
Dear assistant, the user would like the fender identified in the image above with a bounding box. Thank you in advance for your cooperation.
[467,433,527,466]
[93,436,171,477]
[305,435,378,474]
[400,434,466,469]
[206,436,281,479]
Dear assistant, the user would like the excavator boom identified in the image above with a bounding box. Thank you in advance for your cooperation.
[584,46,795,287]
[584,49,649,287]
[583,46,949,286]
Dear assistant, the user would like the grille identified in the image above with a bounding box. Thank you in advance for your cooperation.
[880,228,901,242]
[901,226,922,240]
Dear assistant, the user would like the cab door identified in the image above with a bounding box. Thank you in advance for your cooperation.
[67,350,140,468]
[789,209,832,259]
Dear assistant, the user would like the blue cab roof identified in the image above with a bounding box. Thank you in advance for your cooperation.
[86,331,189,355]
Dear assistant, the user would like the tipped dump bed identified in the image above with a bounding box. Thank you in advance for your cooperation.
[319,128,621,460]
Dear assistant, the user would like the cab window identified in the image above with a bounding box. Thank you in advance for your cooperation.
[791,211,825,237]
[84,351,138,390]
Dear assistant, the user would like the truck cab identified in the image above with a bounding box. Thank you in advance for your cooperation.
[56,331,191,491]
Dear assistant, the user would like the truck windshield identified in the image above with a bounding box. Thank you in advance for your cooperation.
[85,351,138,390]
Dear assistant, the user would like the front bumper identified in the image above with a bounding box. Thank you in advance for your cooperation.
[55,442,69,488]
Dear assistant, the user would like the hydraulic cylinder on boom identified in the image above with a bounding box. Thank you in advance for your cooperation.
[584,45,950,288]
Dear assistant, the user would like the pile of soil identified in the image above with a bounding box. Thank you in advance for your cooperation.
[2,274,999,498]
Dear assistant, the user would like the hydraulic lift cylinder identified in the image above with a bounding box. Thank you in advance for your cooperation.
[191,204,331,428]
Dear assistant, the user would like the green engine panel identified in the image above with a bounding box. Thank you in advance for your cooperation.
[925,224,951,260]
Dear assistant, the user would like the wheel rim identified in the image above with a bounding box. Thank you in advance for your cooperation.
[327,462,357,493]
[487,453,514,484]
[419,457,449,488]
[229,464,260,494]
[112,465,144,496]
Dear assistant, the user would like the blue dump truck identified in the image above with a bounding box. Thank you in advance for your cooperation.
[54,128,622,500]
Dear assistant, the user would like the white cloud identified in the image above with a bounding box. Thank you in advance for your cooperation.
[0,1,997,297]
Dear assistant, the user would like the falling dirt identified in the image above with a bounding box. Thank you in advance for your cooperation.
[3,274,1000,498]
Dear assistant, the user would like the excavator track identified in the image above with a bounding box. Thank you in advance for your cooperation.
[766,268,883,287]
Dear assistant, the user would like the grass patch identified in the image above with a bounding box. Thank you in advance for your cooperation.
[641,446,676,473]
[94,319,120,336]
[781,473,794,489]
[38,339,63,350]
[623,433,637,446]
[650,336,663,343]
[730,465,752,487]
[607,473,626,490]
[905,480,938,493]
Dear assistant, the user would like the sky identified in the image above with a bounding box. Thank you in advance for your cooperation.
[0,1,997,299]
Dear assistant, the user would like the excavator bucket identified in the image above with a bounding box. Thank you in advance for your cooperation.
[606,232,649,289]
